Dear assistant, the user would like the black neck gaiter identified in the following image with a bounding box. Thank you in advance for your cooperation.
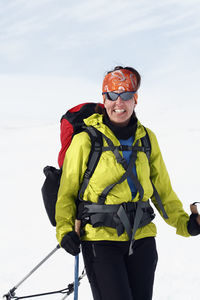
[103,113,137,140]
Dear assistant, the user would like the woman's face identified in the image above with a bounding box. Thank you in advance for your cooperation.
[104,89,137,127]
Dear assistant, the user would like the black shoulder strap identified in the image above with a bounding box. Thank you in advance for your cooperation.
[78,126,103,200]
[141,126,168,219]
[141,126,151,161]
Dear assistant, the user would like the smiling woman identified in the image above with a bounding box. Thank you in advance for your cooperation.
[55,65,200,300]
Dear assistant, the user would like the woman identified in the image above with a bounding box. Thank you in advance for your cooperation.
[55,66,200,300]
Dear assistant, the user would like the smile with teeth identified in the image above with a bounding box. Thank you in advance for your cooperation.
[114,109,125,113]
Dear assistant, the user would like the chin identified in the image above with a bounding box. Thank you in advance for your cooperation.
[112,118,129,127]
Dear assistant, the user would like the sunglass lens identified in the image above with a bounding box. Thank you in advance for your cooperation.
[120,92,135,101]
[106,92,118,101]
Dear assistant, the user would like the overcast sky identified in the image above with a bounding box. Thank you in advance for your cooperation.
[0,0,200,126]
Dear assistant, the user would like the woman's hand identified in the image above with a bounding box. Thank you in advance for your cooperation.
[61,231,81,256]
[187,203,200,236]
[60,220,81,256]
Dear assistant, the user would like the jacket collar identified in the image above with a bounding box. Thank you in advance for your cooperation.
[84,113,146,144]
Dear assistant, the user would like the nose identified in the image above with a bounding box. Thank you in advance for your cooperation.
[115,95,123,104]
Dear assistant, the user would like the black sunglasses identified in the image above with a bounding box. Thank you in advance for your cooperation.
[102,91,136,101]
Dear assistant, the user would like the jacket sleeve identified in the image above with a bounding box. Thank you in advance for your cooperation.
[55,132,91,244]
[147,129,190,237]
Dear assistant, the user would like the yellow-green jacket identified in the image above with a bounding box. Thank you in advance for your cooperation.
[56,113,190,244]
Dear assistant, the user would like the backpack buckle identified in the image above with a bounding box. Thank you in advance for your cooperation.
[145,146,151,152]
[99,195,106,204]
[117,157,127,166]
[84,170,91,179]
[94,145,102,152]
[118,145,130,151]
[122,202,137,212]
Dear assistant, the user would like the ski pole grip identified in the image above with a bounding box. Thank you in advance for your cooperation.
[190,203,200,225]
[75,219,81,237]
[190,203,199,214]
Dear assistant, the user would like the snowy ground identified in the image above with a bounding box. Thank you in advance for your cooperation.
[1,106,200,300]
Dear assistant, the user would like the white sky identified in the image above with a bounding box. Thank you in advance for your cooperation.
[0,0,200,127]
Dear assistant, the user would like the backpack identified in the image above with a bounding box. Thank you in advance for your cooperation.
[41,102,103,226]
[41,102,167,233]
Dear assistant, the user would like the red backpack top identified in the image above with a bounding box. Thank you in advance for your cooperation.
[58,102,104,168]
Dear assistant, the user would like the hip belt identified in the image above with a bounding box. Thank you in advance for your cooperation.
[79,200,155,240]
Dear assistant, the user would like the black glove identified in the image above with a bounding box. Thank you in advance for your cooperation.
[187,213,200,236]
[61,231,81,256]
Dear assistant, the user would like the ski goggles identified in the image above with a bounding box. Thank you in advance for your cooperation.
[102,91,136,101]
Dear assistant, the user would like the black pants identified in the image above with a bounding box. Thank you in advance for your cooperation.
[82,237,158,300]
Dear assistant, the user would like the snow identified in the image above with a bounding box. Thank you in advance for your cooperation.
[0,106,200,300]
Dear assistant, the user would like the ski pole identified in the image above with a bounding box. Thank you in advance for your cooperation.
[60,220,81,300]
[73,220,80,300]
[3,244,60,299]
[73,255,79,300]
[61,254,80,300]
